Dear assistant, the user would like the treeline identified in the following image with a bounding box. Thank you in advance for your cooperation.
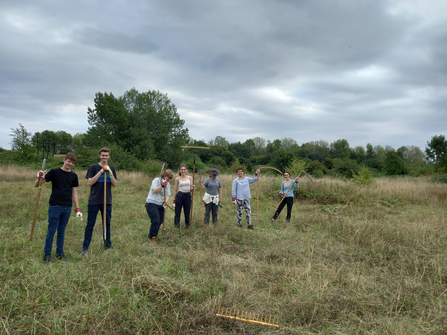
[4,88,447,178]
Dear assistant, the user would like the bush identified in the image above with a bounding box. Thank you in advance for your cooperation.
[352,166,373,185]
[431,174,447,183]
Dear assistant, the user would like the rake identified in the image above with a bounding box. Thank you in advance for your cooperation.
[216,306,279,329]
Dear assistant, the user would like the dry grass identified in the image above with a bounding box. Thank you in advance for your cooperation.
[1,163,447,334]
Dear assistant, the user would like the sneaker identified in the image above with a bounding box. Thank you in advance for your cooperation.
[43,255,53,263]
[271,219,275,223]
[286,219,290,223]
[105,245,114,250]
[56,254,70,261]
[237,223,242,227]
[247,225,255,230]
[81,247,88,255]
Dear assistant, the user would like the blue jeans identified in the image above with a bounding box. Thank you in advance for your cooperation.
[83,204,112,248]
[146,202,165,238]
[44,205,72,256]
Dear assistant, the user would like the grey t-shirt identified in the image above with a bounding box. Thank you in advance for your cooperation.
[203,177,222,196]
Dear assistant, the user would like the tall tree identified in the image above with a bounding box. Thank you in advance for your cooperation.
[425,135,447,175]
[383,151,408,175]
[330,139,350,159]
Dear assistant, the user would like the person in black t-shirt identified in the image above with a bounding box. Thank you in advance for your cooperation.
[81,147,118,254]
[35,153,82,263]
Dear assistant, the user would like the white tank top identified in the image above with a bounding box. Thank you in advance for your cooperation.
[179,178,190,193]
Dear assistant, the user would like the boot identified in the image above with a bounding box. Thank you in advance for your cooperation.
[148,237,157,245]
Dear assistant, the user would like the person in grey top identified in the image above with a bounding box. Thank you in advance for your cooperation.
[200,169,222,225]
[231,167,259,229]
[145,169,174,244]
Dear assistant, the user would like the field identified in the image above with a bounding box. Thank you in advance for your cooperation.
[1,163,446,334]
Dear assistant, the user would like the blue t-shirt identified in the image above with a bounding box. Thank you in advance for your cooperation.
[231,175,258,200]
[281,180,299,197]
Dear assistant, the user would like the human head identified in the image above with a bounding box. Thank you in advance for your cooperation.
[236,168,244,177]
[178,164,188,176]
[98,147,111,164]
[283,171,291,178]
[211,169,218,176]
[99,147,111,156]
[163,169,174,180]
[64,153,77,162]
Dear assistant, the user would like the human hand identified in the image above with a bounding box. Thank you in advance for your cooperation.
[218,202,223,208]
[232,197,236,205]
[37,170,45,178]
[75,208,83,220]
[279,191,284,196]
[172,201,176,208]
[161,180,168,188]
[190,184,195,191]
[255,169,260,176]
[295,177,299,184]
[162,202,167,210]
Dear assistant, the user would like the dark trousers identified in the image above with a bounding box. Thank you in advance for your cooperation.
[146,202,165,238]
[44,205,72,256]
[83,204,112,248]
[174,192,191,228]
[204,202,218,224]
[273,197,294,221]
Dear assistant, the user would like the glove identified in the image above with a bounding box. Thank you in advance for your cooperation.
[37,170,45,178]
[255,169,260,176]
[103,165,111,172]
[232,197,237,205]
[190,184,195,191]
[161,180,168,188]
[218,202,223,208]
[279,191,284,196]
[172,201,176,208]
[295,177,299,184]
[75,208,83,220]
[162,202,167,210]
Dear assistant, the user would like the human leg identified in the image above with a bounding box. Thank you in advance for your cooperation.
[243,199,252,226]
[211,203,218,224]
[174,192,182,228]
[182,192,192,227]
[236,200,244,226]
[82,204,101,249]
[272,200,287,221]
[44,205,62,257]
[100,205,112,248]
[286,197,294,222]
[55,205,72,256]
[204,202,212,224]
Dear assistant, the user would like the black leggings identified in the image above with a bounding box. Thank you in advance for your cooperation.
[273,197,294,221]
[174,192,191,227]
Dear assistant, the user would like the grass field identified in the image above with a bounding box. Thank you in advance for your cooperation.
[1,164,446,334]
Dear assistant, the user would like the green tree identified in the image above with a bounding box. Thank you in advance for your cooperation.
[86,88,189,166]
[425,135,447,175]
[32,130,58,159]
[383,151,408,175]
[330,139,350,159]
[10,124,34,161]
[269,148,294,172]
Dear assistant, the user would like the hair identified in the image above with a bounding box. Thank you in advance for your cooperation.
[236,168,244,173]
[178,164,188,177]
[64,153,77,162]
[283,171,291,177]
[163,169,174,180]
[99,147,111,155]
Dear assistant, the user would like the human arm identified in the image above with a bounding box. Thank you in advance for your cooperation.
[103,165,117,187]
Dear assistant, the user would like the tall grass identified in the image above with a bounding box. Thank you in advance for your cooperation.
[1,164,446,334]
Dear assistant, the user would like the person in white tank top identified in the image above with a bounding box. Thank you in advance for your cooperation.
[173,164,195,228]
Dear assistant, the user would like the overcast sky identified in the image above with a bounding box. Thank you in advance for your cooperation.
[1,0,446,152]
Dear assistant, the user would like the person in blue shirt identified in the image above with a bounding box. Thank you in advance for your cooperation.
[231,167,259,229]
[271,171,299,223]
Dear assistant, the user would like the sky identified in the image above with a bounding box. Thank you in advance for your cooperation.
[1,0,446,152]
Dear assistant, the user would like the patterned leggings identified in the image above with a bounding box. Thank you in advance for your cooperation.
[236,199,251,226]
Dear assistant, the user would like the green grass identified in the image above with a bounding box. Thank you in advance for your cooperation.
[1,164,447,334]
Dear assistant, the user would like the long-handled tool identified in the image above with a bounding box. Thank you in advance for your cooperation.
[216,306,279,329]
[190,157,196,225]
[30,159,46,241]
[102,169,107,248]
[161,162,167,235]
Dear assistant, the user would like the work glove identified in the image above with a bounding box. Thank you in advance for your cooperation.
[232,197,237,205]
[172,201,176,208]
[75,208,83,220]
[279,191,284,196]
[218,202,223,208]
[37,170,45,178]
[162,202,167,210]
[295,177,299,184]
[190,184,195,191]
[255,169,260,176]
[161,180,168,188]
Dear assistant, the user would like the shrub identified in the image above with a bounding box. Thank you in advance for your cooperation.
[352,166,373,185]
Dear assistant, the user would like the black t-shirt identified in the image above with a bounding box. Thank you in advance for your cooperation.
[86,164,117,205]
[44,168,79,206]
